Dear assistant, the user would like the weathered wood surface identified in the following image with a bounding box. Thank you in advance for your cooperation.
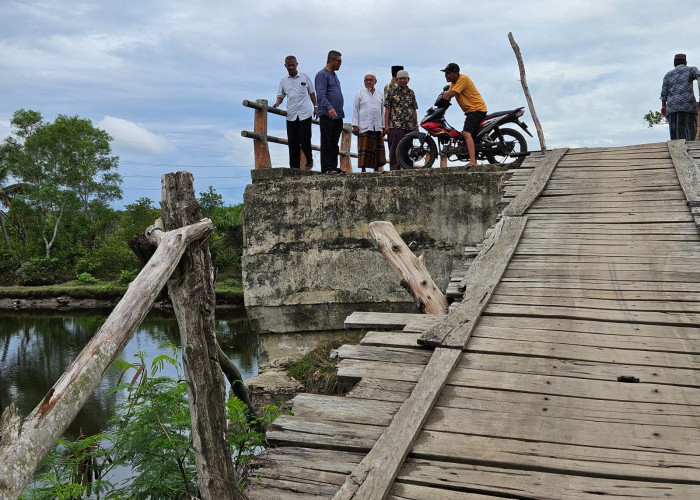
[247,143,700,499]
[502,147,567,216]
[369,221,448,315]
[0,219,214,499]
[161,172,238,499]
[419,216,527,347]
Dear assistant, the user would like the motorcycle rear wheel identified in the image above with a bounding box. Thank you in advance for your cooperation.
[485,127,527,167]
[396,134,437,169]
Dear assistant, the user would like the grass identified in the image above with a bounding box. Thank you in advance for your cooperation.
[286,331,364,395]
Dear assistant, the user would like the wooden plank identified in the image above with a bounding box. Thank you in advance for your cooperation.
[448,366,700,404]
[389,482,506,500]
[668,139,700,202]
[337,355,700,389]
[489,289,700,311]
[332,348,461,500]
[483,301,700,327]
[345,378,416,402]
[420,216,527,347]
[466,336,700,369]
[473,314,700,341]
[437,385,700,427]
[412,430,700,484]
[424,406,700,452]
[473,323,700,354]
[397,458,700,498]
[266,415,382,451]
[345,311,426,330]
[502,148,567,216]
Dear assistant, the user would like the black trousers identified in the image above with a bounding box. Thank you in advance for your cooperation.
[286,117,313,169]
[319,114,343,172]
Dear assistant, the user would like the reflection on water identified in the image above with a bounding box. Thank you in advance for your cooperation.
[0,309,258,439]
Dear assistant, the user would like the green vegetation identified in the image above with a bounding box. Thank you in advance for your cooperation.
[0,109,245,288]
[287,332,364,395]
[643,109,666,128]
[22,343,277,499]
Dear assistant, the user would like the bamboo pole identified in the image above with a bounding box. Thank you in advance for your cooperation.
[0,219,213,500]
[508,32,547,153]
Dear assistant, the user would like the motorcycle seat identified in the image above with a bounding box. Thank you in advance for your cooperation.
[481,107,524,120]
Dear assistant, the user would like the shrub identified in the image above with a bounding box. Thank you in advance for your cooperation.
[76,272,99,284]
[117,269,139,285]
[16,257,65,285]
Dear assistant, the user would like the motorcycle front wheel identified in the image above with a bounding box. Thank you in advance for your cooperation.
[485,127,527,167]
[396,133,438,169]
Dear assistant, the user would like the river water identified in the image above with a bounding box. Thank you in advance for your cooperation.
[0,309,259,439]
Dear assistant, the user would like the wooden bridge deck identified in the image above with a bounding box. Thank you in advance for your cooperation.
[246,141,700,499]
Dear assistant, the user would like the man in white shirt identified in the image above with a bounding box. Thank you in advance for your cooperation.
[273,55,317,169]
[352,73,386,172]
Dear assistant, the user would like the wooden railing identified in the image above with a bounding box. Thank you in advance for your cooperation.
[241,99,356,172]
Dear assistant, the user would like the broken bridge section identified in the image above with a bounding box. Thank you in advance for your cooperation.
[247,141,700,500]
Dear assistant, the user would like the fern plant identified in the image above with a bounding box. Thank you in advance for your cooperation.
[22,342,276,499]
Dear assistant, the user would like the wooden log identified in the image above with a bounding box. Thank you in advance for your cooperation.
[508,32,547,153]
[668,139,700,203]
[160,171,239,499]
[369,221,448,315]
[0,219,213,500]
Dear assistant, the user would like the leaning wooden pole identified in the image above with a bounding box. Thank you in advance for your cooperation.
[369,221,448,314]
[160,172,239,500]
[508,32,547,153]
[0,219,213,499]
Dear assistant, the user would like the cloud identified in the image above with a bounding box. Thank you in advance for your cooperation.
[97,116,169,154]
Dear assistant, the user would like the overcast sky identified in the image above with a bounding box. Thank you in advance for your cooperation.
[1,0,698,207]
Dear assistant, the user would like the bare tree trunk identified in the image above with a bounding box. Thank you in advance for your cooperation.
[0,212,10,249]
[369,221,448,315]
[508,32,547,153]
[160,172,239,500]
[0,219,213,500]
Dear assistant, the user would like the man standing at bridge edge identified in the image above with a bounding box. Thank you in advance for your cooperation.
[273,55,317,170]
[660,53,700,141]
[315,50,345,173]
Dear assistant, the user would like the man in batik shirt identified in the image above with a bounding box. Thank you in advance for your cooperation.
[385,70,418,170]
[661,53,700,141]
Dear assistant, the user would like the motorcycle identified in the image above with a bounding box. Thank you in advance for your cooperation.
[396,86,532,169]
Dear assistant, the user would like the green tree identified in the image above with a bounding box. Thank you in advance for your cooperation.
[643,110,666,128]
[0,109,122,258]
[197,187,243,279]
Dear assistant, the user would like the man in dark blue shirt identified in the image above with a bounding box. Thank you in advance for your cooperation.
[661,53,700,141]
[315,50,345,173]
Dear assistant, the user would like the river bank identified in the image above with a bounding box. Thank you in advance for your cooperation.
[0,283,244,311]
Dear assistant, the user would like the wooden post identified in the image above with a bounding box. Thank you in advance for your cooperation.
[0,219,214,500]
[253,99,272,168]
[508,32,547,154]
[340,123,353,173]
[369,221,448,314]
[160,172,239,499]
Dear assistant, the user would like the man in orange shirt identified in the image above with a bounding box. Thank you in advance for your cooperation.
[440,62,487,166]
